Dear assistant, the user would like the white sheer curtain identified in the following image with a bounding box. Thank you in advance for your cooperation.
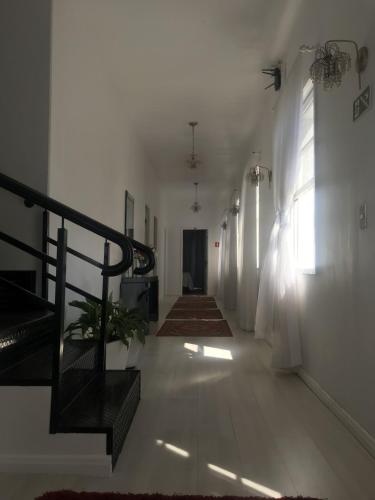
[223,211,237,310]
[217,218,227,300]
[255,57,304,369]
[237,165,257,330]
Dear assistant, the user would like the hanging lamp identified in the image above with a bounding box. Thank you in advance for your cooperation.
[191,182,202,213]
[187,122,202,169]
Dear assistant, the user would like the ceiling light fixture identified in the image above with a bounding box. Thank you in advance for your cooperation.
[187,121,202,169]
[247,151,272,187]
[191,182,202,213]
[229,189,240,215]
[300,40,368,90]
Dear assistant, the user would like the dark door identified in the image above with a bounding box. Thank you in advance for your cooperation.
[182,229,208,295]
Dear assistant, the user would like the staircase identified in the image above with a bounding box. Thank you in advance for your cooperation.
[0,172,155,472]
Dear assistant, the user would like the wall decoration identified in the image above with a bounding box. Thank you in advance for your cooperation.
[353,85,371,121]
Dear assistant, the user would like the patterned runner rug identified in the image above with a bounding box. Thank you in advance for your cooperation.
[175,296,216,303]
[156,319,232,337]
[172,302,218,310]
[167,309,223,320]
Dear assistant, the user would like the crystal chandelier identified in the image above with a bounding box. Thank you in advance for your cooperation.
[247,152,272,187]
[300,40,368,91]
[187,122,202,169]
[191,182,202,213]
[229,189,240,215]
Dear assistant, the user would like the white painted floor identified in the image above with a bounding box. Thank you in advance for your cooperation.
[2,297,375,500]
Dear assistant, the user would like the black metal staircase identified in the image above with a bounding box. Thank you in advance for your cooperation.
[0,171,155,469]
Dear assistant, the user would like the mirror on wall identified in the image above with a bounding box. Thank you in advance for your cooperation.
[153,216,158,250]
[145,204,150,246]
[125,190,135,239]
[153,216,158,276]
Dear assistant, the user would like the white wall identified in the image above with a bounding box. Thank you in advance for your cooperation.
[0,0,51,281]
[255,0,375,439]
[163,184,224,297]
[49,0,165,311]
[0,387,110,475]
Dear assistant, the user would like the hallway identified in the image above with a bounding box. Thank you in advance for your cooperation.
[2,299,375,500]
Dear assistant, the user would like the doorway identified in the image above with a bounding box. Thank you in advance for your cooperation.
[182,229,208,295]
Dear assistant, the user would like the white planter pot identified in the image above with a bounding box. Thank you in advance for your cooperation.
[106,339,129,370]
[126,336,144,369]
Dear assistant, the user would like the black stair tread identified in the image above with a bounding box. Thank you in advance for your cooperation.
[0,343,53,385]
[57,370,140,432]
[62,339,97,372]
[0,339,97,386]
[0,309,54,333]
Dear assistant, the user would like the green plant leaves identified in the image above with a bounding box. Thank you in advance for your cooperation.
[65,295,148,347]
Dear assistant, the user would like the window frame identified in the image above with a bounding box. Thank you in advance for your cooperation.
[293,78,316,275]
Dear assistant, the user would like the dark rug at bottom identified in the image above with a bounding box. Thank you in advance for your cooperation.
[156,319,232,337]
[36,492,323,500]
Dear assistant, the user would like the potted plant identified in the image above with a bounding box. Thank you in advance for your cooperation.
[65,294,147,369]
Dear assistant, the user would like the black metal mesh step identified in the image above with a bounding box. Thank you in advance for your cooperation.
[57,370,141,468]
[0,343,53,385]
[0,338,97,386]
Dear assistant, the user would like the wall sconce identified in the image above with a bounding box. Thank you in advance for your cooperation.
[229,189,240,215]
[300,40,369,91]
[221,220,227,230]
[262,66,282,91]
[247,152,272,187]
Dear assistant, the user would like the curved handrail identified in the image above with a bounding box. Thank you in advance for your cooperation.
[130,239,155,275]
[0,172,133,276]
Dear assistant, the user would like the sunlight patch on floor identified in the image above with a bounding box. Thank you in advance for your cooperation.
[184,343,233,360]
[208,463,237,480]
[241,477,282,498]
[155,439,190,458]
[208,463,282,498]
[203,346,233,360]
[184,342,199,352]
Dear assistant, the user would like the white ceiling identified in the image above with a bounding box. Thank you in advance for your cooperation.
[87,0,302,191]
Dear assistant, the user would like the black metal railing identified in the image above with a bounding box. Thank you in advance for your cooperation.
[0,171,155,431]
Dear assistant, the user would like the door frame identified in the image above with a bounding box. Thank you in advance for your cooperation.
[180,228,208,295]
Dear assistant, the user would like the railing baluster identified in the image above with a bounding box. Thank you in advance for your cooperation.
[41,210,49,299]
[98,241,110,371]
[50,227,68,434]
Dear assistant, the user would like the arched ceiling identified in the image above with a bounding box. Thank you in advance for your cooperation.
[73,0,302,191]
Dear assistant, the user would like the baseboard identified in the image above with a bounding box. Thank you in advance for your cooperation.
[298,368,375,459]
[0,454,112,476]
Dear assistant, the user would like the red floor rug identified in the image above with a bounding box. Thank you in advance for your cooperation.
[172,302,218,310]
[36,492,322,500]
[156,319,232,337]
[167,309,223,320]
[176,296,216,303]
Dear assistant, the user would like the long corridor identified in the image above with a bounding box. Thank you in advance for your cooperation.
[2,298,375,500]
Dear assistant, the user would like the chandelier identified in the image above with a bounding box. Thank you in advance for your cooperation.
[247,152,272,187]
[229,189,240,215]
[190,182,202,213]
[187,122,202,169]
[300,40,368,91]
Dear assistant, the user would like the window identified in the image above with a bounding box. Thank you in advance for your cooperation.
[293,79,315,273]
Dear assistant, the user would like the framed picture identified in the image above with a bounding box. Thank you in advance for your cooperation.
[125,190,135,239]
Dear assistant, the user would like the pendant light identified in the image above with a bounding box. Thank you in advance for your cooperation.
[187,122,202,169]
[191,182,202,213]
